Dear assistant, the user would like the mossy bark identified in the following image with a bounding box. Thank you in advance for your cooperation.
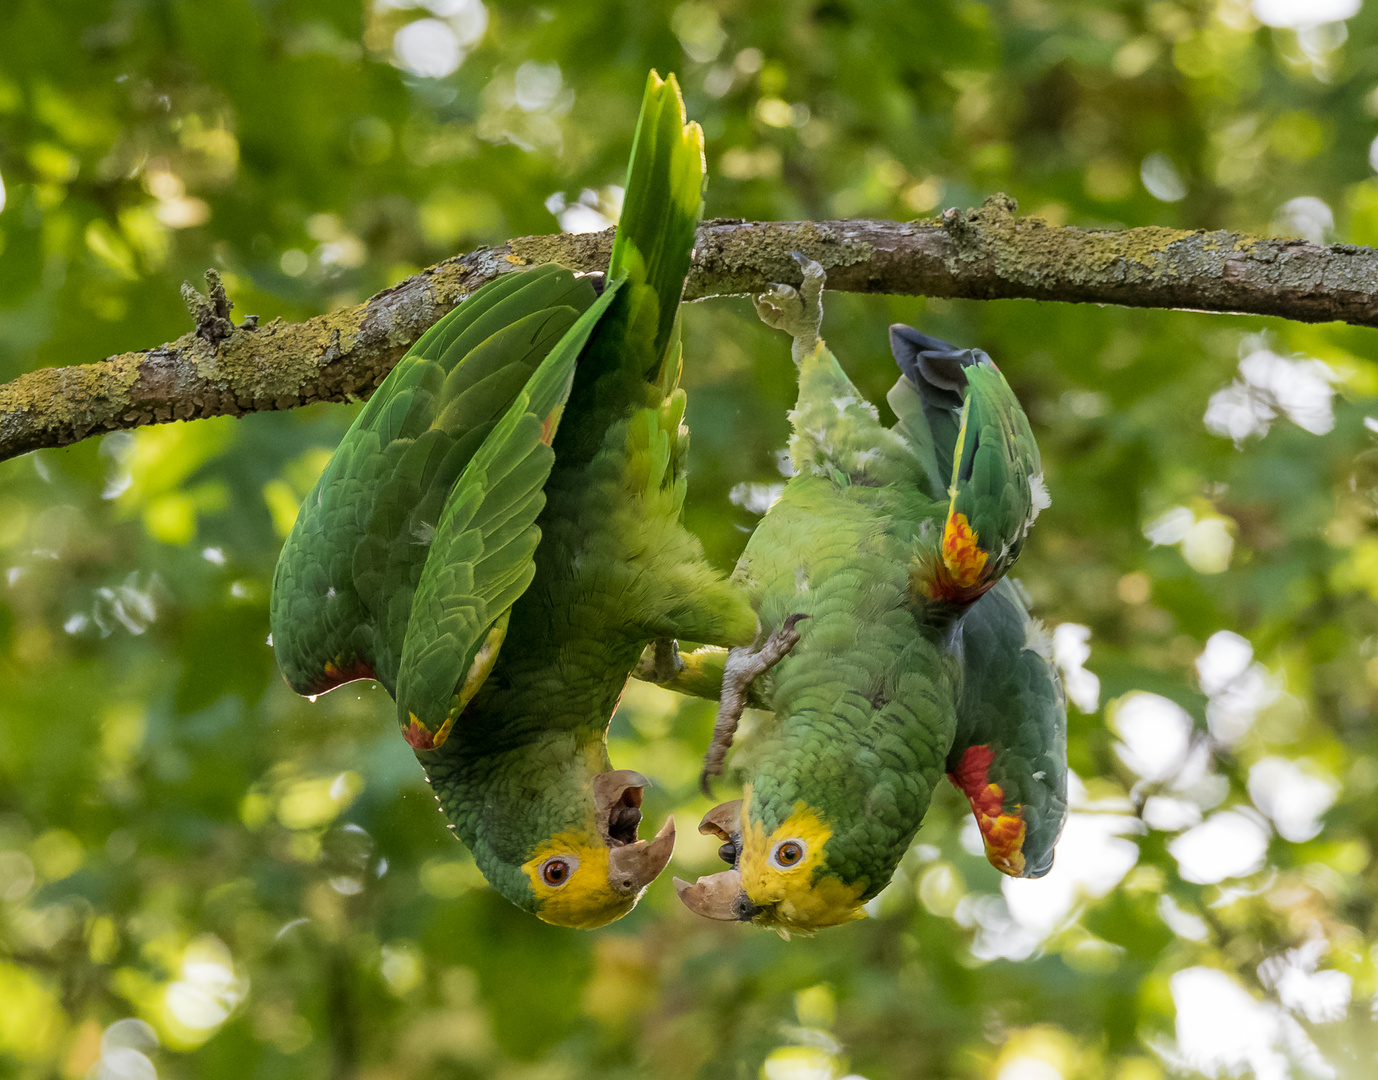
[4,196,1375,462]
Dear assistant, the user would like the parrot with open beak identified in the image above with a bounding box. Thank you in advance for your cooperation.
[660,258,1065,933]
[269,72,756,928]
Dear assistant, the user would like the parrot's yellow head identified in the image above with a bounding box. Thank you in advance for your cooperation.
[672,793,867,935]
[518,770,676,929]
[423,730,677,929]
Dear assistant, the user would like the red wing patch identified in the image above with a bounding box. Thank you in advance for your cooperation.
[403,713,454,752]
[307,656,378,696]
[403,716,435,751]
[948,745,1027,877]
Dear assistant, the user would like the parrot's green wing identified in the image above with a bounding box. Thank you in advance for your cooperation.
[391,71,720,750]
[269,265,597,697]
[394,281,623,748]
[887,326,1064,876]
[397,69,735,748]
[887,325,1046,608]
[947,579,1068,878]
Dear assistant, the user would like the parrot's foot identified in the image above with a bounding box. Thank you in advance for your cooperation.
[633,638,685,685]
[700,614,809,796]
[752,253,826,364]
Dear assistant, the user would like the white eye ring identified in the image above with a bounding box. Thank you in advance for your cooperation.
[539,855,579,887]
[770,839,807,870]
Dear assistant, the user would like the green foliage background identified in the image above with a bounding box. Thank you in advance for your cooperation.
[3,1,1378,1077]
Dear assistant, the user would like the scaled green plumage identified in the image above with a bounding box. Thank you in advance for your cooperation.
[270,72,756,929]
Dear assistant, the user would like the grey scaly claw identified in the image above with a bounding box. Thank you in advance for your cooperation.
[752,254,826,364]
[752,282,803,334]
[700,614,810,796]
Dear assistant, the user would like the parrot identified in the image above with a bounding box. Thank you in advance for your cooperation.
[269,72,758,929]
[658,256,1067,933]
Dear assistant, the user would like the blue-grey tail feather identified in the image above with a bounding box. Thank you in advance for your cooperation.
[887,323,987,471]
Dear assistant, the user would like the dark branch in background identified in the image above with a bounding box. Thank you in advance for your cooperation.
[4,194,1378,463]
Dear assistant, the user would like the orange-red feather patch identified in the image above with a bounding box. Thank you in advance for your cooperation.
[912,512,995,607]
[941,512,988,587]
[948,744,1026,877]
[403,712,455,751]
[540,404,564,447]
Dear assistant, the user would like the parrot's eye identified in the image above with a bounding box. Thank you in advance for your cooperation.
[540,857,576,887]
[771,840,805,868]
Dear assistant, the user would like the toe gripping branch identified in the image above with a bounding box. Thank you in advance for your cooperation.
[700,614,809,796]
[752,253,826,364]
[633,638,685,685]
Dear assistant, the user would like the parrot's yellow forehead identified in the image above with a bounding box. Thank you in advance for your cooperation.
[739,795,866,932]
[521,830,636,930]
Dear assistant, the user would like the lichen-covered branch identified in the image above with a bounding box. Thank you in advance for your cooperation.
[5,195,1377,463]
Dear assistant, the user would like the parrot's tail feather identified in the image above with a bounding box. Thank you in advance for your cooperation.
[888,324,973,404]
[608,70,705,373]
[947,580,1068,878]
[887,327,992,503]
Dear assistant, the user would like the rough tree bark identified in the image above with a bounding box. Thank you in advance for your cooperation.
[3,195,1376,463]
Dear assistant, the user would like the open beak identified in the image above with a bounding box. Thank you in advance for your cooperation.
[673,800,763,922]
[698,799,743,848]
[594,769,676,895]
[608,815,675,895]
[593,768,649,845]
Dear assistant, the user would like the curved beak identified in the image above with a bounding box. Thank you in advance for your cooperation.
[673,799,761,921]
[697,799,743,843]
[673,869,762,921]
[593,770,675,895]
[593,769,649,806]
[607,815,675,895]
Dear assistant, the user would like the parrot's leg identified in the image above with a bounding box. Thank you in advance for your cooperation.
[633,638,685,684]
[700,615,808,795]
[751,253,825,365]
[632,643,774,710]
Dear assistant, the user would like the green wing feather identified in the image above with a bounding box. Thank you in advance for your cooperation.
[610,70,705,367]
[887,325,1044,605]
[393,282,623,746]
[950,362,1040,577]
[948,579,1068,878]
[276,70,749,758]
[269,266,596,697]
[391,70,731,749]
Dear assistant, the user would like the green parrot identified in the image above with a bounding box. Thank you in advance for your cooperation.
[269,72,756,929]
[662,258,1066,933]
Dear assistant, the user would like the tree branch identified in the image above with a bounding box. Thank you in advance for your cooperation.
[5,194,1376,463]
